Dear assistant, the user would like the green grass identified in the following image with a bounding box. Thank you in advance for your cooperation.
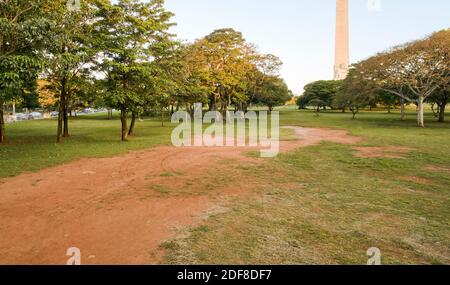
[161,109,450,265]
[164,142,449,264]
[0,113,175,178]
[1,108,449,264]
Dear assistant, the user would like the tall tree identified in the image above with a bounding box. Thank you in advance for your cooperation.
[191,29,254,115]
[0,0,51,143]
[359,29,450,127]
[335,68,374,119]
[245,54,283,112]
[253,76,292,112]
[300,80,342,112]
[96,0,175,141]
[428,87,449,123]
[44,0,99,142]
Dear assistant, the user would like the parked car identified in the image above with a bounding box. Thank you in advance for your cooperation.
[15,113,28,121]
[28,112,43,120]
[50,111,59,118]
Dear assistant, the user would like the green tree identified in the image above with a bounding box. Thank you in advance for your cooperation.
[359,29,450,127]
[0,0,51,143]
[300,80,342,112]
[96,0,175,141]
[245,54,283,112]
[190,29,254,115]
[428,87,449,123]
[43,0,100,142]
[375,90,398,113]
[253,76,292,112]
[335,68,373,119]
[296,95,310,110]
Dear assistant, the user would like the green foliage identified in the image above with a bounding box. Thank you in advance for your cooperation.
[0,0,51,97]
[182,28,291,112]
[334,68,373,119]
[297,80,342,111]
[252,76,292,111]
[0,0,53,142]
[95,0,176,139]
[356,29,450,126]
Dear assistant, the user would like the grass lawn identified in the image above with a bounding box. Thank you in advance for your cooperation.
[0,114,175,178]
[162,109,450,265]
[1,108,449,264]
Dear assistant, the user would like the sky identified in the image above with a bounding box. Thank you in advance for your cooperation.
[164,0,450,95]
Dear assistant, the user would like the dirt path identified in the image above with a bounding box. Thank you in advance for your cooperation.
[0,127,361,264]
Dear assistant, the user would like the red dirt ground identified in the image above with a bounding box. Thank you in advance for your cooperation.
[0,127,360,264]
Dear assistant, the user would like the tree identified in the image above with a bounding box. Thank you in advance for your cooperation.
[335,68,373,119]
[299,80,342,112]
[37,80,58,111]
[376,90,398,113]
[170,42,210,114]
[428,87,449,123]
[188,29,255,116]
[253,76,292,112]
[147,41,186,128]
[96,0,175,141]
[359,29,450,127]
[246,53,283,112]
[0,0,51,143]
[43,0,100,142]
[296,95,310,110]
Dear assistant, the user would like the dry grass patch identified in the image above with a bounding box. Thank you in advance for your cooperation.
[353,146,414,159]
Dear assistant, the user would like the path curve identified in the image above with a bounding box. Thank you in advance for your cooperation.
[0,127,360,264]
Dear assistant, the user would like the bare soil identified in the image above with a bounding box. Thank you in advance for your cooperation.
[0,127,360,264]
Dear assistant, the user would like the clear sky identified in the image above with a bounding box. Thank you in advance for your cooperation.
[164,0,450,94]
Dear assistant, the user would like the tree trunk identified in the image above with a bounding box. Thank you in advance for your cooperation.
[56,81,66,143]
[243,103,248,113]
[57,109,63,143]
[208,96,214,111]
[107,109,113,120]
[400,98,406,121]
[438,104,446,123]
[120,108,128,141]
[431,104,438,118]
[56,107,63,143]
[387,105,391,114]
[63,96,69,138]
[417,98,425,128]
[352,108,358,119]
[0,101,5,143]
[128,112,136,136]
[221,102,229,120]
[161,109,165,127]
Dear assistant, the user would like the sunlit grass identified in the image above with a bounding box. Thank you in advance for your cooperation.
[162,108,450,265]
[1,108,449,264]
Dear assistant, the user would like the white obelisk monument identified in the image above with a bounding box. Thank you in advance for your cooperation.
[334,0,349,80]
